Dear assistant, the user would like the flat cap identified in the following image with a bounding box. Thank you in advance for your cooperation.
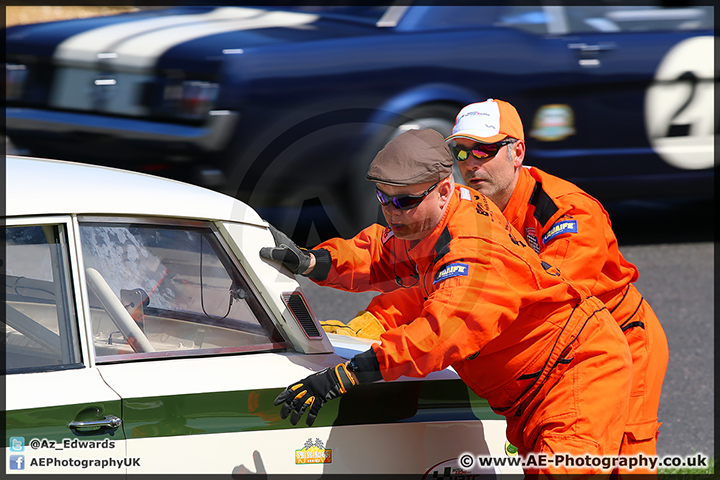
[366,129,454,186]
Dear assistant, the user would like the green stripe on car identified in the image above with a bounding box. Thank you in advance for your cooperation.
[5,380,502,444]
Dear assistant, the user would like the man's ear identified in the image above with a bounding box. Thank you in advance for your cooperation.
[513,140,526,168]
[438,177,454,206]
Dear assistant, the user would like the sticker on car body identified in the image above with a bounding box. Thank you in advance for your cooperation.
[529,104,576,142]
[296,438,332,464]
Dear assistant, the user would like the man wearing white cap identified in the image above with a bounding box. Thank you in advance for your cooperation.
[446,98,669,475]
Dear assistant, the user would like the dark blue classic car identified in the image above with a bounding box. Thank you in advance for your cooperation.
[5,3,715,243]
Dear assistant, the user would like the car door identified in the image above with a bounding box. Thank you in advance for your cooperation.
[4,218,128,475]
[521,4,714,194]
[75,217,301,474]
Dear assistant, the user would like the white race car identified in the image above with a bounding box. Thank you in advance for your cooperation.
[4,155,518,475]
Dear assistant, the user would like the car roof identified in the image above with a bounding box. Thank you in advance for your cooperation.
[6,155,265,225]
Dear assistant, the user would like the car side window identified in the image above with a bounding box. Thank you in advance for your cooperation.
[4,225,82,373]
[78,220,286,361]
[565,5,713,34]
[404,6,500,29]
[496,6,549,35]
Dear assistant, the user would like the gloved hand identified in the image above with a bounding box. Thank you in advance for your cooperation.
[274,363,357,426]
[259,224,313,275]
[321,310,386,341]
[320,319,355,336]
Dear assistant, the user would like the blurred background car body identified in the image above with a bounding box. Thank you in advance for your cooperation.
[5,2,715,244]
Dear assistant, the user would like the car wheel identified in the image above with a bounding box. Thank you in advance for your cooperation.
[346,103,461,235]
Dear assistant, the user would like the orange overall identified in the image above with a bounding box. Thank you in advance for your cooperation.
[313,186,632,477]
[501,167,668,474]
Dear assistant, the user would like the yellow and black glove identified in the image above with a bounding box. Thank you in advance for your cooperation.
[320,319,354,335]
[273,363,357,426]
[320,310,385,340]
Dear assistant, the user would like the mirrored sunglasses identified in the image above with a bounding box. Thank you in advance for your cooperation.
[451,138,514,161]
[375,181,440,210]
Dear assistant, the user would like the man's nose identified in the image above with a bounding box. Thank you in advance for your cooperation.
[382,203,406,216]
[462,159,479,170]
[465,156,486,168]
[382,204,400,214]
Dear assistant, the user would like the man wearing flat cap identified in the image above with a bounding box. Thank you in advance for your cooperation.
[261,128,633,476]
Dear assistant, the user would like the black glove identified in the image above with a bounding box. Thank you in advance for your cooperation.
[260,224,313,275]
[274,363,357,426]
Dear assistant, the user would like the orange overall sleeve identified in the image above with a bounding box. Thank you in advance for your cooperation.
[506,167,638,294]
[311,224,399,294]
[538,192,638,295]
[540,197,608,290]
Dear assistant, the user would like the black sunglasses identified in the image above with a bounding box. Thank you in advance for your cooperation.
[375,181,440,210]
[450,139,514,161]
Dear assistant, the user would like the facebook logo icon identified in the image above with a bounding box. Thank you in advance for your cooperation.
[10,455,25,470]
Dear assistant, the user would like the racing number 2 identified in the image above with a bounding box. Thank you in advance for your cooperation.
[644,36,714,170]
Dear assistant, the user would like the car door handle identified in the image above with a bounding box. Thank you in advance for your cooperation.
[568,42,616,54]
[68,415,122,431]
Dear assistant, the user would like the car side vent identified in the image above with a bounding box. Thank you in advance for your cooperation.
[282,292,321,338]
